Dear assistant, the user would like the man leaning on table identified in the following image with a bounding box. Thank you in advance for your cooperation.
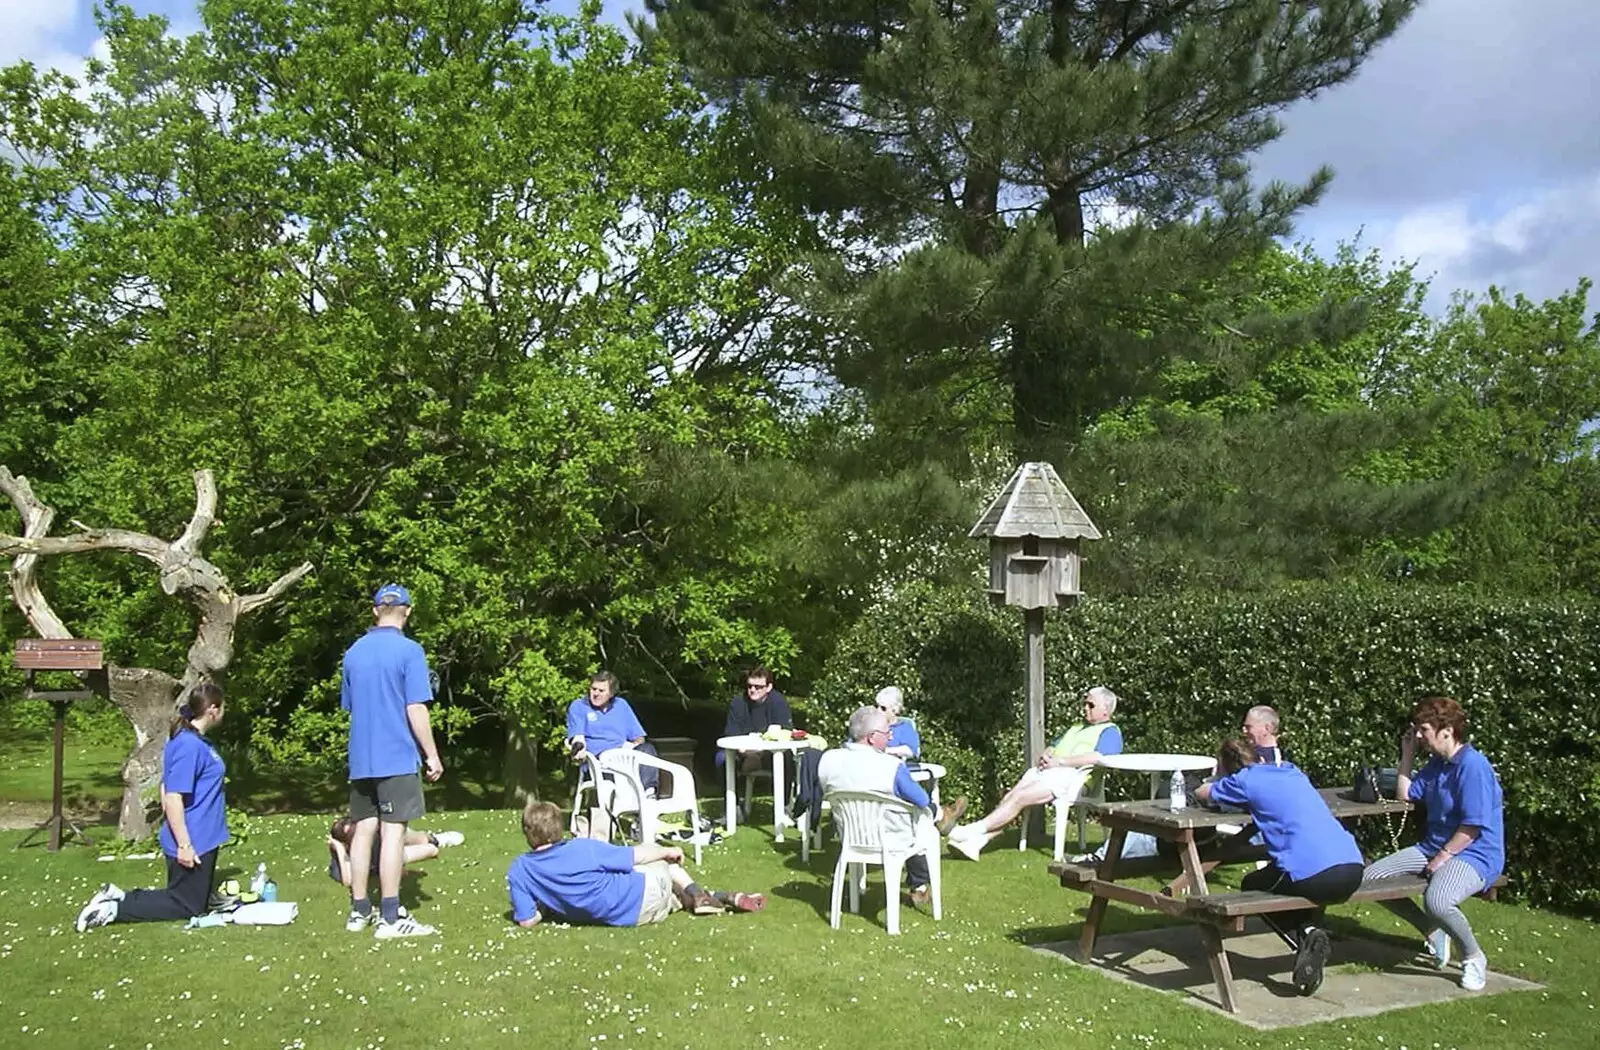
[817,705,968,909]
[719,665,793,756]
[948,686,1123,861]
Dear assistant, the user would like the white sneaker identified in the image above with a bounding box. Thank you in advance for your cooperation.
[97,882,126,902]
[374,913,436,939]
[1423,927,1452,970]
[75,898,118,932]
[1460,954,1487,991]
[433,831,465,848]
[949,833,986,862]
[346,908,376,932]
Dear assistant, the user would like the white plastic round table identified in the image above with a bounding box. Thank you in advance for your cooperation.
[717,733,828,841]
[1096,752,1216,799]
[907,762,947,805]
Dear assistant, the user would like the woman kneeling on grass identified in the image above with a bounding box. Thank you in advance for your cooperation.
[76,683,229,931]
[1194,738,1365,995]
[1360,695,1504,992]
[327,816,464,888]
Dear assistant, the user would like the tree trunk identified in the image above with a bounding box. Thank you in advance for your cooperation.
[107,665,182,839]
[502,720,541,808]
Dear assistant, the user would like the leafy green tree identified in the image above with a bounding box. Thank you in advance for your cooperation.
[0,0,836,798]
[643,0,1419,457]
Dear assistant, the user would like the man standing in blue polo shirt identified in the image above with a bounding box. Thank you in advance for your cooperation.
[565,671,660,795]
[342,583,444,939]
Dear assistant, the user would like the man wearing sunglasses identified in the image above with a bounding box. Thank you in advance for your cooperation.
[948,686,1123,860]
[718,667,796,813]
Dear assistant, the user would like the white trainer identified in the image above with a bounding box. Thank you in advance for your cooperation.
[433,831,465,848]
[1423,927,1452,970]
[374,913,436,939]
[1460,954,1487,991]
[948,832,986,862]
[346,908,376,932]
[75,898,118,932]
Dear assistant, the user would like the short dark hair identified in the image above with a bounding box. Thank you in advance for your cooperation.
[1412,695,1470,742]
[329,816,356,844]
[589,670,619,693]
[745,666,772,686]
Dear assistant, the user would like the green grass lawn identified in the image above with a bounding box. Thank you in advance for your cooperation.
[0,729,128,815]
[1,801,1597,1050]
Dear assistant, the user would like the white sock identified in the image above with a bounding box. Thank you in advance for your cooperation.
[950,821,987,840]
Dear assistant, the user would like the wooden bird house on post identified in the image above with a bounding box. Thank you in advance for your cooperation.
[969,462,1101,772]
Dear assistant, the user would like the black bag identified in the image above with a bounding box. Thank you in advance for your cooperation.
[1353,765,1399,803]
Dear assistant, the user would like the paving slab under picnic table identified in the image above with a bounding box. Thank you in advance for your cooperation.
[1028,923,1543,1029]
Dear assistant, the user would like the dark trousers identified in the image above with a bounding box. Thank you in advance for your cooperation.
[905,852,929,890]
[116,849,219,923]
[1243,860,1364,948]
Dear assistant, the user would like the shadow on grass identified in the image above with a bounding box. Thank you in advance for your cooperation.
[768,878,833,922]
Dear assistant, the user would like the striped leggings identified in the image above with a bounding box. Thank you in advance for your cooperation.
[1362,845,1486,959]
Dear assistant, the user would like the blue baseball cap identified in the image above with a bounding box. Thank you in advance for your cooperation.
[372,583,412,607]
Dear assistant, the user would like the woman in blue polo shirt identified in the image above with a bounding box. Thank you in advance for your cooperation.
[1196,738,1364,996]
[75,683,230,931]
[874,686,920,759]
[1362,695,1504,992]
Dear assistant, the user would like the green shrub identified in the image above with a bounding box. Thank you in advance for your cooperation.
[812,581,1600,914]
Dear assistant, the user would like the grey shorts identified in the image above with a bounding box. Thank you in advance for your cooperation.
[349,774,425,824]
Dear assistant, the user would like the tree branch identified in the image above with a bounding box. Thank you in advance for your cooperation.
[173,469,218,555]
[0,466,73,639]
[236,561,316,616]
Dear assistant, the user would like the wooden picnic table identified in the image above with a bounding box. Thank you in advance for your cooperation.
[1069,786,1413,1012]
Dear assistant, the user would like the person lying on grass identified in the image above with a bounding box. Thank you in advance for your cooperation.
[326,816,465,888]
[508,800,765,927]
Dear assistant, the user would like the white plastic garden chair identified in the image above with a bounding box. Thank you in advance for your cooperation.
[797,800,828,862]
[824,790,941,935]
[569,752,617,839]
[600,749,704,865]
[1018,768,1104,861]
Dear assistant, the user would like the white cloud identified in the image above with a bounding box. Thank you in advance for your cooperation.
[0,2,82,67]
[1366,175,1600,306]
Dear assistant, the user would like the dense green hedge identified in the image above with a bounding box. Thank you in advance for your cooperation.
[811,582,1600,914]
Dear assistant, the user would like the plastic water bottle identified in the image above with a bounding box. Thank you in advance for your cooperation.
[251,862,268,897]
[1168,770,1187,812]
[262,879,278,903]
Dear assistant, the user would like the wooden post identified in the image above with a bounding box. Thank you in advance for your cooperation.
[1024,606,1046,838]
[48,697,67,851]
[1024,606,1046,766]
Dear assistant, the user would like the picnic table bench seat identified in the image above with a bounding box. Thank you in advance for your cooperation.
[1185,873,1508,921]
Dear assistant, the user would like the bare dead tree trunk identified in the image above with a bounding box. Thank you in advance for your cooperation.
[2,466,313,838]
[108,665,182,839]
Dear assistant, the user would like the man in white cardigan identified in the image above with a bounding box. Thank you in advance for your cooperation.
[817,706,967,908]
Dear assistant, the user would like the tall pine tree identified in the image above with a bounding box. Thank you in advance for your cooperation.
[641,0,1419,458]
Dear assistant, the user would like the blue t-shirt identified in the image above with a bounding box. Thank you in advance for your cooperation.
[158,729,229,857]
[887,718,920,758]
[1207,763,1362,881]
[506,839,645,926]
[341,626,432,779]
[565,697,646,756]
[1094,725,1124,756]
[1409,744,1504,884]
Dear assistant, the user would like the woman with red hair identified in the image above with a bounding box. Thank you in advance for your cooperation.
[1361,696,1504,992]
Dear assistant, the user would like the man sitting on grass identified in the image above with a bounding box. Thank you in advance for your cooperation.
[508,800,765,927]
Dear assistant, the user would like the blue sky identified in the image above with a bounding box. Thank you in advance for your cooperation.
[6,1,1595,311]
